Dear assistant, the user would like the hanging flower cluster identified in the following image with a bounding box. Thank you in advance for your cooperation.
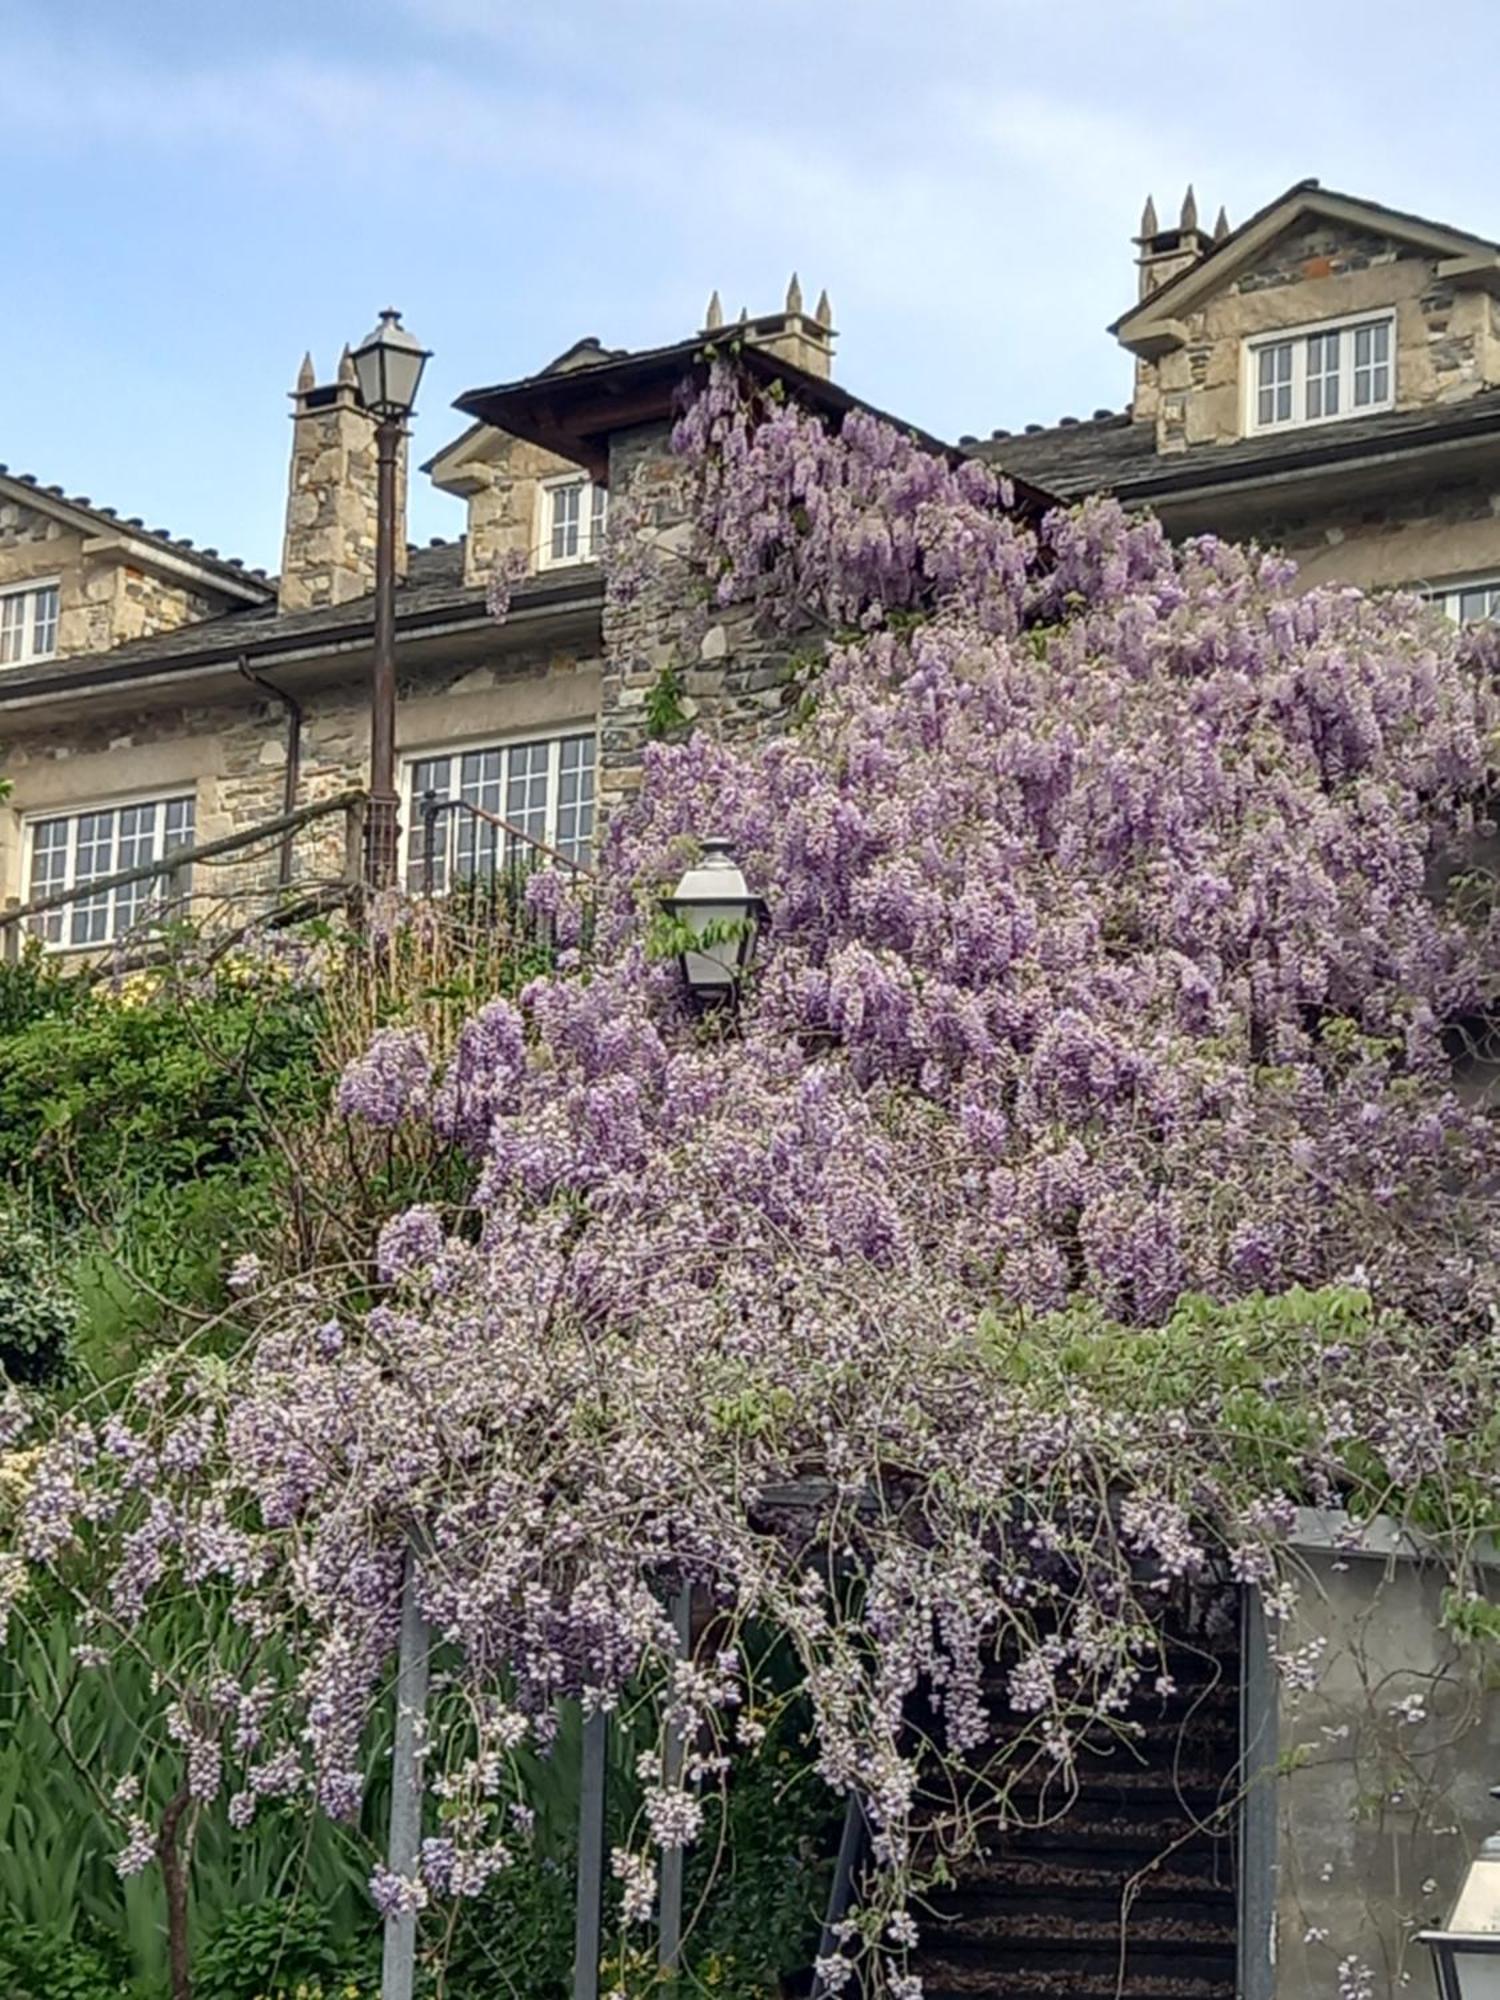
[12,364,1500,1991]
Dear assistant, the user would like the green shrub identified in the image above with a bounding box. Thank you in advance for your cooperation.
[196,1899,377,2000]
[0,1921,130,1999]
[0,1200,81,1385]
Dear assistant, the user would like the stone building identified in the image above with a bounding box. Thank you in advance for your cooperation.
[3,186,1500,1997]
[983,179,1500,609]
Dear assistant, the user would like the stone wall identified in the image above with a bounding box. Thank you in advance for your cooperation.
[0,500,223,659]
[599,421,797,818]
[462,436,583,587]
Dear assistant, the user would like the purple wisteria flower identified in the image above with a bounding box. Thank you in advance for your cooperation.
[336,1026,432,1128]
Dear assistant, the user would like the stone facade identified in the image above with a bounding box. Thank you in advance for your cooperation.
[1128,194,1500,453]
[0,496,236,659]
[599,421,797,819]
[0,639,603,929]
[433,433,586,589]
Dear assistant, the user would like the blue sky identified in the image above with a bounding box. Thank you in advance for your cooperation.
[2,0,1490,570]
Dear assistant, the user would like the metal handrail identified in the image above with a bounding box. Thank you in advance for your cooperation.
[415,789,595,893]
[0,789,366,936]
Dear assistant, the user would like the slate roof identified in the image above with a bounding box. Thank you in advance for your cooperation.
[0,540,603,708]
[973,390,1500,504]
[0,466,276,600]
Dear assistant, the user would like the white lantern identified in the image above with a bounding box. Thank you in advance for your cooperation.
[351,309,430,421]
[661,838,768,1003]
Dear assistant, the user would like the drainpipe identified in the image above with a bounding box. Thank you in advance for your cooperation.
[238,655,303,886]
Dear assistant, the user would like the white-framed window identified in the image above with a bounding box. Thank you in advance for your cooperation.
[402,731,597,889]
[537,476,607,569]
[0,579,61,666]
[1245,312,1394,434]
[1426,576,1500,624]
[24,793,196,948]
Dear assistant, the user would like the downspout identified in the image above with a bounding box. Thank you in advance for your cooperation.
[238,655,302,886]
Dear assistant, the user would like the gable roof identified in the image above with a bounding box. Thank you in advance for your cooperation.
[1113,181,1500,355]
[0,468,275,605]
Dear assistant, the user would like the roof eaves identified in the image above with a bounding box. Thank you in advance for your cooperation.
[0,569,604,709]
[0,469,275,602]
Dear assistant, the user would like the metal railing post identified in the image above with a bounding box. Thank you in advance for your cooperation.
[658,1585,695,1981]
[573,1708,609,2000]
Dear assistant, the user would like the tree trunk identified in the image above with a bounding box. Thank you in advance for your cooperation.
[158,1782,193,2000]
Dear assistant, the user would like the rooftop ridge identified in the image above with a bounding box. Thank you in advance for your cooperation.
[0,464,274,589]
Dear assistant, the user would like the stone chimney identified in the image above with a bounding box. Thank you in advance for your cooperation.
[1131,189,1224,422]
[706,275,837,380]
[1135,186,1217,301]
[279,347,408,612]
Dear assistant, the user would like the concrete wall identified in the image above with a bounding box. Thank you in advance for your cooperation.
[1256,1533,1500,1998]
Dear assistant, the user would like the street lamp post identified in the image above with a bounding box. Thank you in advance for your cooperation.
[349,309,431,890]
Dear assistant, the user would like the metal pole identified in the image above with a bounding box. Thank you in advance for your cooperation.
[365,414,401,890]
[573,1708,609,2000]
[420,789,439,898]
[658,1586,694,1979]
[381,1550,429,2000]
[810,1792,868,1999]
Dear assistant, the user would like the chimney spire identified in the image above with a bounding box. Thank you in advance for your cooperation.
[815,287,833,329]
[786,272,803,316]
[705,289,724,330]
[1213,204,1230,242]
[337,344,357,389]
[1140,193,1158,238]
[1180,184,1198,233]
[295,351,316,395]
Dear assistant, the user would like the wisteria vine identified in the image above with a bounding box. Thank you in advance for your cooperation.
[9,363,1500,1994]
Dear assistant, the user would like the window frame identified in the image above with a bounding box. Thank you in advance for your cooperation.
[1425,575,1500,624]
[534,473,608,571]
[1242,309,1396,437]
[400,727,598,889]
[21,787,197,951]
[0,577,62,667]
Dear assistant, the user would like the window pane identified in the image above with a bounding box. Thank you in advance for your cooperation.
[405,757,452,890]
[0,592,24,665]
[588,483,607,559]
[70,810,116,946]
[27,819,68,945]
[113,802,160,935]
[1353,320,1391,408]
[550,483,582,561]
[1306,331,1339,420]
[506,741,551,856]
[556,735,596,863]
[458,748,506,880]
[1256,342,1292,427]
[31,586,59,657]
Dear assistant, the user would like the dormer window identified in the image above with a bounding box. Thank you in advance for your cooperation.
[0,580,60,666]
[1245,313,1394,434]
[538,475,607,569]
